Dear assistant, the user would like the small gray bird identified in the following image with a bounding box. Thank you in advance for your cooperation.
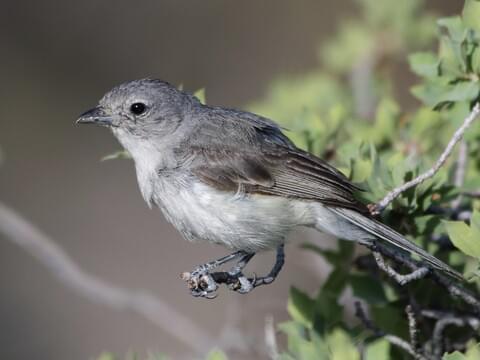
[77,78,461,298]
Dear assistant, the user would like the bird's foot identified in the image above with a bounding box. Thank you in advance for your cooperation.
[181,271,219,299]
[181,246,284,298]
[225,272,277,293]
[181,269,256,297]
[227,273,255,294]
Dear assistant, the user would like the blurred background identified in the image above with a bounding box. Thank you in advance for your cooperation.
[0,1,462,359]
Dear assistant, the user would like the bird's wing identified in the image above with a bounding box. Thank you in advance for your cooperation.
[187,144,368,214]
[178,106,368,213]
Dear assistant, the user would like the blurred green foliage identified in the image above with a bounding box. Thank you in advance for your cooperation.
[94,349,228,360]
[94,352,169,360]
[248,0,480,359]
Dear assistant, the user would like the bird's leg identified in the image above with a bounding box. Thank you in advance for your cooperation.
[251,244,285,287]
[190,250,247,276]
[228,252,256,276]
[181,250,248,298]
[227,244,285,294]
[224,252,256,293]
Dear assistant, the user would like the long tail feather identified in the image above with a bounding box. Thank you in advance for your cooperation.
[329,207,464,281]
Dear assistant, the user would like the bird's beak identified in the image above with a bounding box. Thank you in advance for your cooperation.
[76,106,113,126]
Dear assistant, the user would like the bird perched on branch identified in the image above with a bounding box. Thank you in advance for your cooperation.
[77,78,462,298]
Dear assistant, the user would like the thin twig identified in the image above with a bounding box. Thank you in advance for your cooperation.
[421,310,480,359]
[406,305,421,354]
[265,315,279,360]
[373,103,480,214]
[0,202,214,354]
[355,302,427,360]
[371,243,480,311]
[372,251,430,285]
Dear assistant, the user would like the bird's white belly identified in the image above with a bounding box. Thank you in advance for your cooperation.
[153,179,314,252]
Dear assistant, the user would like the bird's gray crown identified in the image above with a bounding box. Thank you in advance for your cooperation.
[100,78,198,112]
[87,78,200,139]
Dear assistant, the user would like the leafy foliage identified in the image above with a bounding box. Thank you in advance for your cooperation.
[94,349,228,360]
[248,0,480,359]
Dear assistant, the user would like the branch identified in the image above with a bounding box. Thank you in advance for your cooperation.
[406,305,421,354]
[355,302,426,360]
[421,310,480,359]
[372,251,429,285]
[370,243,480,311]
[373,103,480,214]
[0,202,214,354]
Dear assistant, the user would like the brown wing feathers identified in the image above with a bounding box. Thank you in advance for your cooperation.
[190,145,368,214]
[191,148,274,191]
[184,107,368,214]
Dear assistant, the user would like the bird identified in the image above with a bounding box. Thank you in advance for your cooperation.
[77,78,462,298]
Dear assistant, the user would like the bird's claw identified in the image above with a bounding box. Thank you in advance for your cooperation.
[182,253,282,297]
[228,273,256,294]
[181,271,218,299]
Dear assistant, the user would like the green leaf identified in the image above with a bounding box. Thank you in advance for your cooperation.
[471,48,480,74]
[194,88,206,105]
[314,293,344,334]
[411,78,450,106]
[442,342,480,360]
[409,52,439,78]
[443,351,467,360]
[101,150,132,161]
[350,275,387,305]
[442,81,480,102]
[288,287,315,328]
[443,220,480,258]
[279,322,323,360]
[371,98,398,145]
[349,157,372,183]
[413,80,480,107]
[465,342,480,359]
[414,215,441,235]
[205,349,228,360]
[463,0,480,32]
[438,16,469,72]
[364,339,390,360]
[438,17,467,43]
[321,268,349,297]
[326,329,360,360]
[471,210,480,232]
[97,353,116,360]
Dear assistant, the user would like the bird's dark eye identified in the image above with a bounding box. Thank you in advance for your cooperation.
[130,102,147,115]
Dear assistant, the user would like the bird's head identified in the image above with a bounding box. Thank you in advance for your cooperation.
[77,79,199,142]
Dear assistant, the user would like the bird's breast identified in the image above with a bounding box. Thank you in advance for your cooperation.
[151,176,314,251]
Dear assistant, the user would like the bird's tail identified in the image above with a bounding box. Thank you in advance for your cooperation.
[329,207,464,281]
